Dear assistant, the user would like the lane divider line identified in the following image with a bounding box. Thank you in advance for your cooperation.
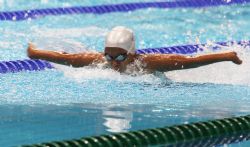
[0,0,249,21]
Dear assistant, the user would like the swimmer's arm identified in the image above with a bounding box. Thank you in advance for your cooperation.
[142,52,242,72]
[27,43,105,67]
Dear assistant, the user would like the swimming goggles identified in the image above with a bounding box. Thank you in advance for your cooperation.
[105,53,128,62]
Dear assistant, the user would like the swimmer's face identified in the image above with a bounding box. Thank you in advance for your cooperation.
[104,47,134,72]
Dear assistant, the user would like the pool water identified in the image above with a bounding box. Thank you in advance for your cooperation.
[0,0,250,146]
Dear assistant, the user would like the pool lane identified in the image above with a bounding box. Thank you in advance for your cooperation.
[0,0,250,21]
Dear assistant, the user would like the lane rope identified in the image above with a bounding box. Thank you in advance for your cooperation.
[0,59,53,74]
[22,115,250,147]
[136,40,250,54]
[0,0,249,21]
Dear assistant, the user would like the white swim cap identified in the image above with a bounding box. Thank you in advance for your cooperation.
[105,26,135,53]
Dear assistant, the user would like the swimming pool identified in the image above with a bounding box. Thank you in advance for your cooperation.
[1,0,250,146]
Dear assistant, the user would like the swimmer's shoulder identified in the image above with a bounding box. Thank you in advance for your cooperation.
[135,54,174,72]
[73,51,105,66]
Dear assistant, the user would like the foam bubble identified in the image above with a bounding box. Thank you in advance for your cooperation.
[54,64,167,85]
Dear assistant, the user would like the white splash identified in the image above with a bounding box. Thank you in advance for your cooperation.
[41,0,48,4]
[53,44,250,85]
[54,64,165,85]
[165,45,250,85]
[30,26,108,53]
[33,26,108,38]
[34,38,91,53]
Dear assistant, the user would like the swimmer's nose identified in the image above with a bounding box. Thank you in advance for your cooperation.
[111,61,120,70]
[111,61,119,66]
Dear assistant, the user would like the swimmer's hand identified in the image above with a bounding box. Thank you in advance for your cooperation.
[230,52,242,65]
[27,43,37,59]
[27,43,68,58]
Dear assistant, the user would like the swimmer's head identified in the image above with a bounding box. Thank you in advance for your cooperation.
[105,26,135,54]
[104,26,136,72]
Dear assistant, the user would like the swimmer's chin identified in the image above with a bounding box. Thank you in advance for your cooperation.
[111,67,123,72]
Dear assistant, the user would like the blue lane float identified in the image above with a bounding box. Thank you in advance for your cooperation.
[1,40,250,74]
[0,59,53,74]
[136,40,250,54]
[0,0,249,21]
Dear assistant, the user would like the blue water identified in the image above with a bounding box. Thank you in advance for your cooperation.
[0,1,250,146]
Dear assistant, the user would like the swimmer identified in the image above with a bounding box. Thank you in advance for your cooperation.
[27,26,242,73]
